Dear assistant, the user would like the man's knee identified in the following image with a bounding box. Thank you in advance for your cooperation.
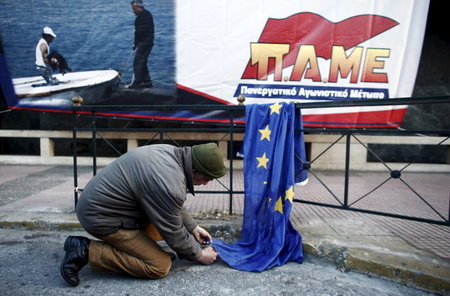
[145,254,172,279]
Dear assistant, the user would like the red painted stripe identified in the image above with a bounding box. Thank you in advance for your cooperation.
[10,106,246,124]
[11,105,406,128]
[303,108,407,128]
[176,84,232,105]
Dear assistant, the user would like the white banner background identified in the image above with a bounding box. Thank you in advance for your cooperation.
[176,0,430,127]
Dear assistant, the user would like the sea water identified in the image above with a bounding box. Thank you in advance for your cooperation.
[0,0,175,89]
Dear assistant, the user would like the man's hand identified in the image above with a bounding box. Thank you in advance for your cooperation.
[192,226,212,245]
[198,246,218,265]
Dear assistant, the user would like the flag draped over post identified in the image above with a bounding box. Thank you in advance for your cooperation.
[213,102,308,271]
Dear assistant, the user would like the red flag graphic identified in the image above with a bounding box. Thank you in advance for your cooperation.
[242,12,399,79]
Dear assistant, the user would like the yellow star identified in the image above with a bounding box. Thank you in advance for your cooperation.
[274,197,284,214]
[269,102,283,115]
[259,125,271,141]
[285,186,295,203]
[256,152,269,169]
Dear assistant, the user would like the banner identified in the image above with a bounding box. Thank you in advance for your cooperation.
[0,1,429,127]
[213,102,308,271]
[176,0,430,127]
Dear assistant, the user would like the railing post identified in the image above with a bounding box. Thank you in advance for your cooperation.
[448,191,450,226]
[72,109,79,207]
[229,109,234,215]
[92,110,97,176]
[71,96,85,208]
[343,132,351,208]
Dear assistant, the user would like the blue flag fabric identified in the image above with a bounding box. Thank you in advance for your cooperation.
[212,102,308,271]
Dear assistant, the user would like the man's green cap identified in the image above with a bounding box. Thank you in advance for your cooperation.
[192,143,226,179]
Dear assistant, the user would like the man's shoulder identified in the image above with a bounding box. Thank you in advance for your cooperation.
[143,144,175,150]
[133,144,177,158]
[38,41,48,51]
[142,8,153,18]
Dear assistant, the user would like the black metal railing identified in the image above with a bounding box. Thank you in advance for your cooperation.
[72,96,450,226]
[294,129,450,226]
[71,105,247,214]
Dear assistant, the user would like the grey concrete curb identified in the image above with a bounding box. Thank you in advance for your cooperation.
[0,212,81,231]
[302,235,450,295]
[0,212,449,295]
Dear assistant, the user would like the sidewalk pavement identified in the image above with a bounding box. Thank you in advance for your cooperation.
[0,164,449,295]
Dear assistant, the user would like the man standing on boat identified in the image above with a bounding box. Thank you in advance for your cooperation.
[35,26,59,85]
[128,0,154,89]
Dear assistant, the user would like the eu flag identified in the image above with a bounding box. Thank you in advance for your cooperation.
[213,102,308,271]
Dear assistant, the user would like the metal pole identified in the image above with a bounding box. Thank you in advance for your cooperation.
[92,111,97,176]
[72,110,79,207]
[229,110,234,215]
[343,133,351,208]
[448,190,450,226]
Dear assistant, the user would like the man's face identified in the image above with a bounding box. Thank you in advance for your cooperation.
[131,4,141,15]
[44,35,54,43]
[192,169,214,186]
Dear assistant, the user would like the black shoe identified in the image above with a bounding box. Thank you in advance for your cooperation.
[60,236,90,286]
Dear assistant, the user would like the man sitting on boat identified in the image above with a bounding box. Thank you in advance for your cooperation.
[35,26,60,85]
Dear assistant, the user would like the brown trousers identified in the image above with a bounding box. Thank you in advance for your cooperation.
[88,229,172,279]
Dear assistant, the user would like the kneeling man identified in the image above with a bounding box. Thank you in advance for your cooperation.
[60,143,226,286]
